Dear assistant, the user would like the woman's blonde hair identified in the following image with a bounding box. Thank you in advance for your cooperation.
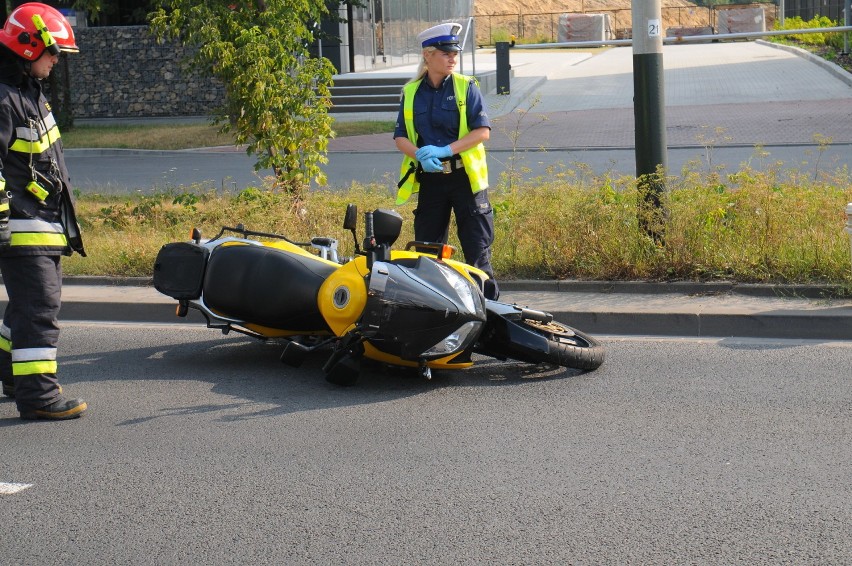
[406,46,437,85]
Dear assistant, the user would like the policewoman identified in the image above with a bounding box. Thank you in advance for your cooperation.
[0,3,87,420]
[393,22,499,300]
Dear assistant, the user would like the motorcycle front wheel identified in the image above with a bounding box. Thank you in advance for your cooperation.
[516,319,605,370]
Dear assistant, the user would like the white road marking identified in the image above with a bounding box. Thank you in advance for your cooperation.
[0,482,33,495]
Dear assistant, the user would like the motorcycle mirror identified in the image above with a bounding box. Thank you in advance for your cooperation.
[190,228,201,244]
[343,204,358,231]
[344,204,361,255]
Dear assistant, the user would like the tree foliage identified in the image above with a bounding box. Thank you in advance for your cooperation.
[149,0,336,194]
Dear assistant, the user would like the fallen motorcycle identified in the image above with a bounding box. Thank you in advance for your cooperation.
[152,205,604,385]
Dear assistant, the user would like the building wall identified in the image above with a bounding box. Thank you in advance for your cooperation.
[64,26,225,119]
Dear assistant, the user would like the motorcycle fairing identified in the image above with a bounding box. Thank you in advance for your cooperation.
[203,242,336,331]
[361,258,486,361]
[362,342,474,369]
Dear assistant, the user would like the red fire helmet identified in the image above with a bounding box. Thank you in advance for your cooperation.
[0,3,79,62]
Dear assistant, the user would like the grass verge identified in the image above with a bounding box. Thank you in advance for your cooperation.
[67,165,852,287]
[61,120,396,150]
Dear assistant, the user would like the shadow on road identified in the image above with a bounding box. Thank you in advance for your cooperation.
[0,329,592,426]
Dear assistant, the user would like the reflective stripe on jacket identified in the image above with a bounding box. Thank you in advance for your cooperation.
[0,70,85,257]
[8,218,68,249]
[396,73,489,205]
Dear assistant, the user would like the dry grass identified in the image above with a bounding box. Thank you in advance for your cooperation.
[64,166,852,287]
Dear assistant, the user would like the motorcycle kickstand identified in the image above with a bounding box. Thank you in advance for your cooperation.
[418,360,432,381]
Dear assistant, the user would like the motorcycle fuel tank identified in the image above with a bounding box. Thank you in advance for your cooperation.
[317,259,369,336]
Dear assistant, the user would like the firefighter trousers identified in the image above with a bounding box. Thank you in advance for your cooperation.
[0,254,62,411]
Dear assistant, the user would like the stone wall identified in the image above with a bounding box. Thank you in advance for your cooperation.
[62,26,225,119]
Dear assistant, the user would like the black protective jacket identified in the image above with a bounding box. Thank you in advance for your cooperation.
[0,51,84,257]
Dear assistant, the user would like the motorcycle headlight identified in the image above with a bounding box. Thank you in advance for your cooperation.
[423,321,483,357]
[435,262,479,314]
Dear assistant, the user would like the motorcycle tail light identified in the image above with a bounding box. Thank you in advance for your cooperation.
[423,321,482,357]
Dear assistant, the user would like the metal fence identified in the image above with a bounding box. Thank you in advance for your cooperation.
[784,0,848,21]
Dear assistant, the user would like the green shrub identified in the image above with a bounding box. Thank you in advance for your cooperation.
[775,16,845,49]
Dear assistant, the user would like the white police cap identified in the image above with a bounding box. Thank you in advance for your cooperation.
[418,22,463,52]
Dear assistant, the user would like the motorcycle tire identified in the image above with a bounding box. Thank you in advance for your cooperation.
[516,319,605,370]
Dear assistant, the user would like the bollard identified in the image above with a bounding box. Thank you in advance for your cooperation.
[496,41,511,95]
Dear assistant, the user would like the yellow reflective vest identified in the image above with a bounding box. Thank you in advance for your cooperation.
[396,73,489,205]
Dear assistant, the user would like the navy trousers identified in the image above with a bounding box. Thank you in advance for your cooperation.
[414,169,499,300]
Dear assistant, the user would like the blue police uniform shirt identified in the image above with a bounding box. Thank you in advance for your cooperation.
[393,74,491,148]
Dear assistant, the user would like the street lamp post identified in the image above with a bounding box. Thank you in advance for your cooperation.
[632,0,667,241]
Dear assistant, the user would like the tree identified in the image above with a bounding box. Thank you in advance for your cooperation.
[149,0,336,195]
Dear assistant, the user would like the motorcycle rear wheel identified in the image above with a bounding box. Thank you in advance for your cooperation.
[518,319,605,370]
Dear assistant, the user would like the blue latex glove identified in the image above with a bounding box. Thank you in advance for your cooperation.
[415,145,437,161]
[416,145,453,162]
[434,145,453,159]
[420,156,444,173]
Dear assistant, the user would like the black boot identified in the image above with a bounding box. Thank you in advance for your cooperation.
[1,375,13,398]
[20,396,87,421]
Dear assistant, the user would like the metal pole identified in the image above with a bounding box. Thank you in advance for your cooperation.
[845,0,850,54]
[632,0,667,241]
[471,16,477,76]
[496,41,511,94]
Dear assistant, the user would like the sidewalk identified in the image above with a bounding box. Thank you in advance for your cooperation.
[7,278,849,341]
[327,41,852,152]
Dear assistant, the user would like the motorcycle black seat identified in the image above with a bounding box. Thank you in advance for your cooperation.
[203,243,337,331]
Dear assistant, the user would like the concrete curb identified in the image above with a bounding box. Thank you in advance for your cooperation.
[5,277,847,340]
[56,276,852,299]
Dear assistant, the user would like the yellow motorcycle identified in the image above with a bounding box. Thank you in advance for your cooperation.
[153,205,604,385]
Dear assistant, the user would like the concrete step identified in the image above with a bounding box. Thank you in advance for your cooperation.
[329,75,408,113]
[332,75,410,88]
[330,85,402,97]
[330,93,399,106]
[328,69,501,113]
[329,103,399,113]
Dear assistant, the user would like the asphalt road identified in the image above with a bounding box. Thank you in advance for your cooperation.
[1,324,849,564]
[65,142,852,194]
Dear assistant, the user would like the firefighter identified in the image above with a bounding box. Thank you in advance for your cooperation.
[393,22,499,300]
[0,3,87,420]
